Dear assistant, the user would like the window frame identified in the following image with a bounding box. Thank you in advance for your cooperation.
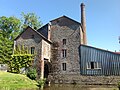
[63,39,66,45]
[31,34,35,38]
[31,47,35,54]
[62,49,67,58]
[87,62,101,69]
[62,63,66,71]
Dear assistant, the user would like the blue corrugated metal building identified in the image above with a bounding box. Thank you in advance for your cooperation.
[80,45,120,76]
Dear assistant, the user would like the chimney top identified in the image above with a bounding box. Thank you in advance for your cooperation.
[81,3,85,6]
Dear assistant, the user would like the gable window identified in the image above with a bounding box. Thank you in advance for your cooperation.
[63,39,66,45]
[31,47,35,54]
[31,35,34,38]
[62,49,67,58]
[87,62,101,69]
[62,63,66,71]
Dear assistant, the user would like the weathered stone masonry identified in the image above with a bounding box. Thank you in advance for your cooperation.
[14,3,120,85]
[14,26,51,79]
[50,18,81,74]
[49,74,120,85]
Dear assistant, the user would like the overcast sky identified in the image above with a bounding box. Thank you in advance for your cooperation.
[0,0,120,51]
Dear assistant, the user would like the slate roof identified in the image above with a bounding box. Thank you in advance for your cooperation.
[37,23,49,39]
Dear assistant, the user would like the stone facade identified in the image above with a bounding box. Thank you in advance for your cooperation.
[14,26,51,78]
[14,3,120,85]
[49,74,120,85]
[14,16,84,79]
[50,16,82,75]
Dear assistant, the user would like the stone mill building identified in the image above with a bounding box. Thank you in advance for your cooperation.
[14,3,120,84]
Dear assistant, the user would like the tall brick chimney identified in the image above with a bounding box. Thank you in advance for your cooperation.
[81,3,87,45]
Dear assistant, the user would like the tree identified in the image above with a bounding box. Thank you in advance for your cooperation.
[21,12,42,30]
[0,16,21,64]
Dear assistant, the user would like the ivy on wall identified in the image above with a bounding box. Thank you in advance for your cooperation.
[9,45,34,73]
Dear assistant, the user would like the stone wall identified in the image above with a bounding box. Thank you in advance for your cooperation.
[14,27,43,62]
[14,27,51,78]
[50,23,81,74]
[48,74,120,85]
[41,39,51,62]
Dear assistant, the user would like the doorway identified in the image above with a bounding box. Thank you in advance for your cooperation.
[44,63,49,78]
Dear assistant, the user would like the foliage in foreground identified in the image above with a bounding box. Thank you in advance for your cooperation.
[26,67,37,80]
[0,71,38,89]
[118,82,120,90]
[37,78,46,87]
[26,67,46,88]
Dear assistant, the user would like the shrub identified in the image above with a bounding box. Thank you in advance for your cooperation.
[26,67,37,80]
[118,82,120,90]
[37,78,46,87]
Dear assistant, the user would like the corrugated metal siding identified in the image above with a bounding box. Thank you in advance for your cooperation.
[80,45,120,76]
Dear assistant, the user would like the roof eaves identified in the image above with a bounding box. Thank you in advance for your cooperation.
[81,44,120,55]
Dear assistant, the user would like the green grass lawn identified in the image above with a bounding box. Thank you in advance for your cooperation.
[0,71,38,90]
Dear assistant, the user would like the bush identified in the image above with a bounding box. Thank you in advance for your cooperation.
[37,78,46,87]
[118,82,120,90]
[26,67,37,80]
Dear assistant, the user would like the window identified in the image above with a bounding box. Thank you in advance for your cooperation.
[87,62,101,69]
[63,39,66,45]
[62,63,66,71]
[31,35,34,38]
[62,49,67,58]
[91,62,94,69]
[31,47,35,54]
[44,58,48,61]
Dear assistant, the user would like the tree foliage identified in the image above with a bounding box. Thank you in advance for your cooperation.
[0,16,21,39]
[0,12,42,65]
[21,12,42,30]
[0,16,21,64]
